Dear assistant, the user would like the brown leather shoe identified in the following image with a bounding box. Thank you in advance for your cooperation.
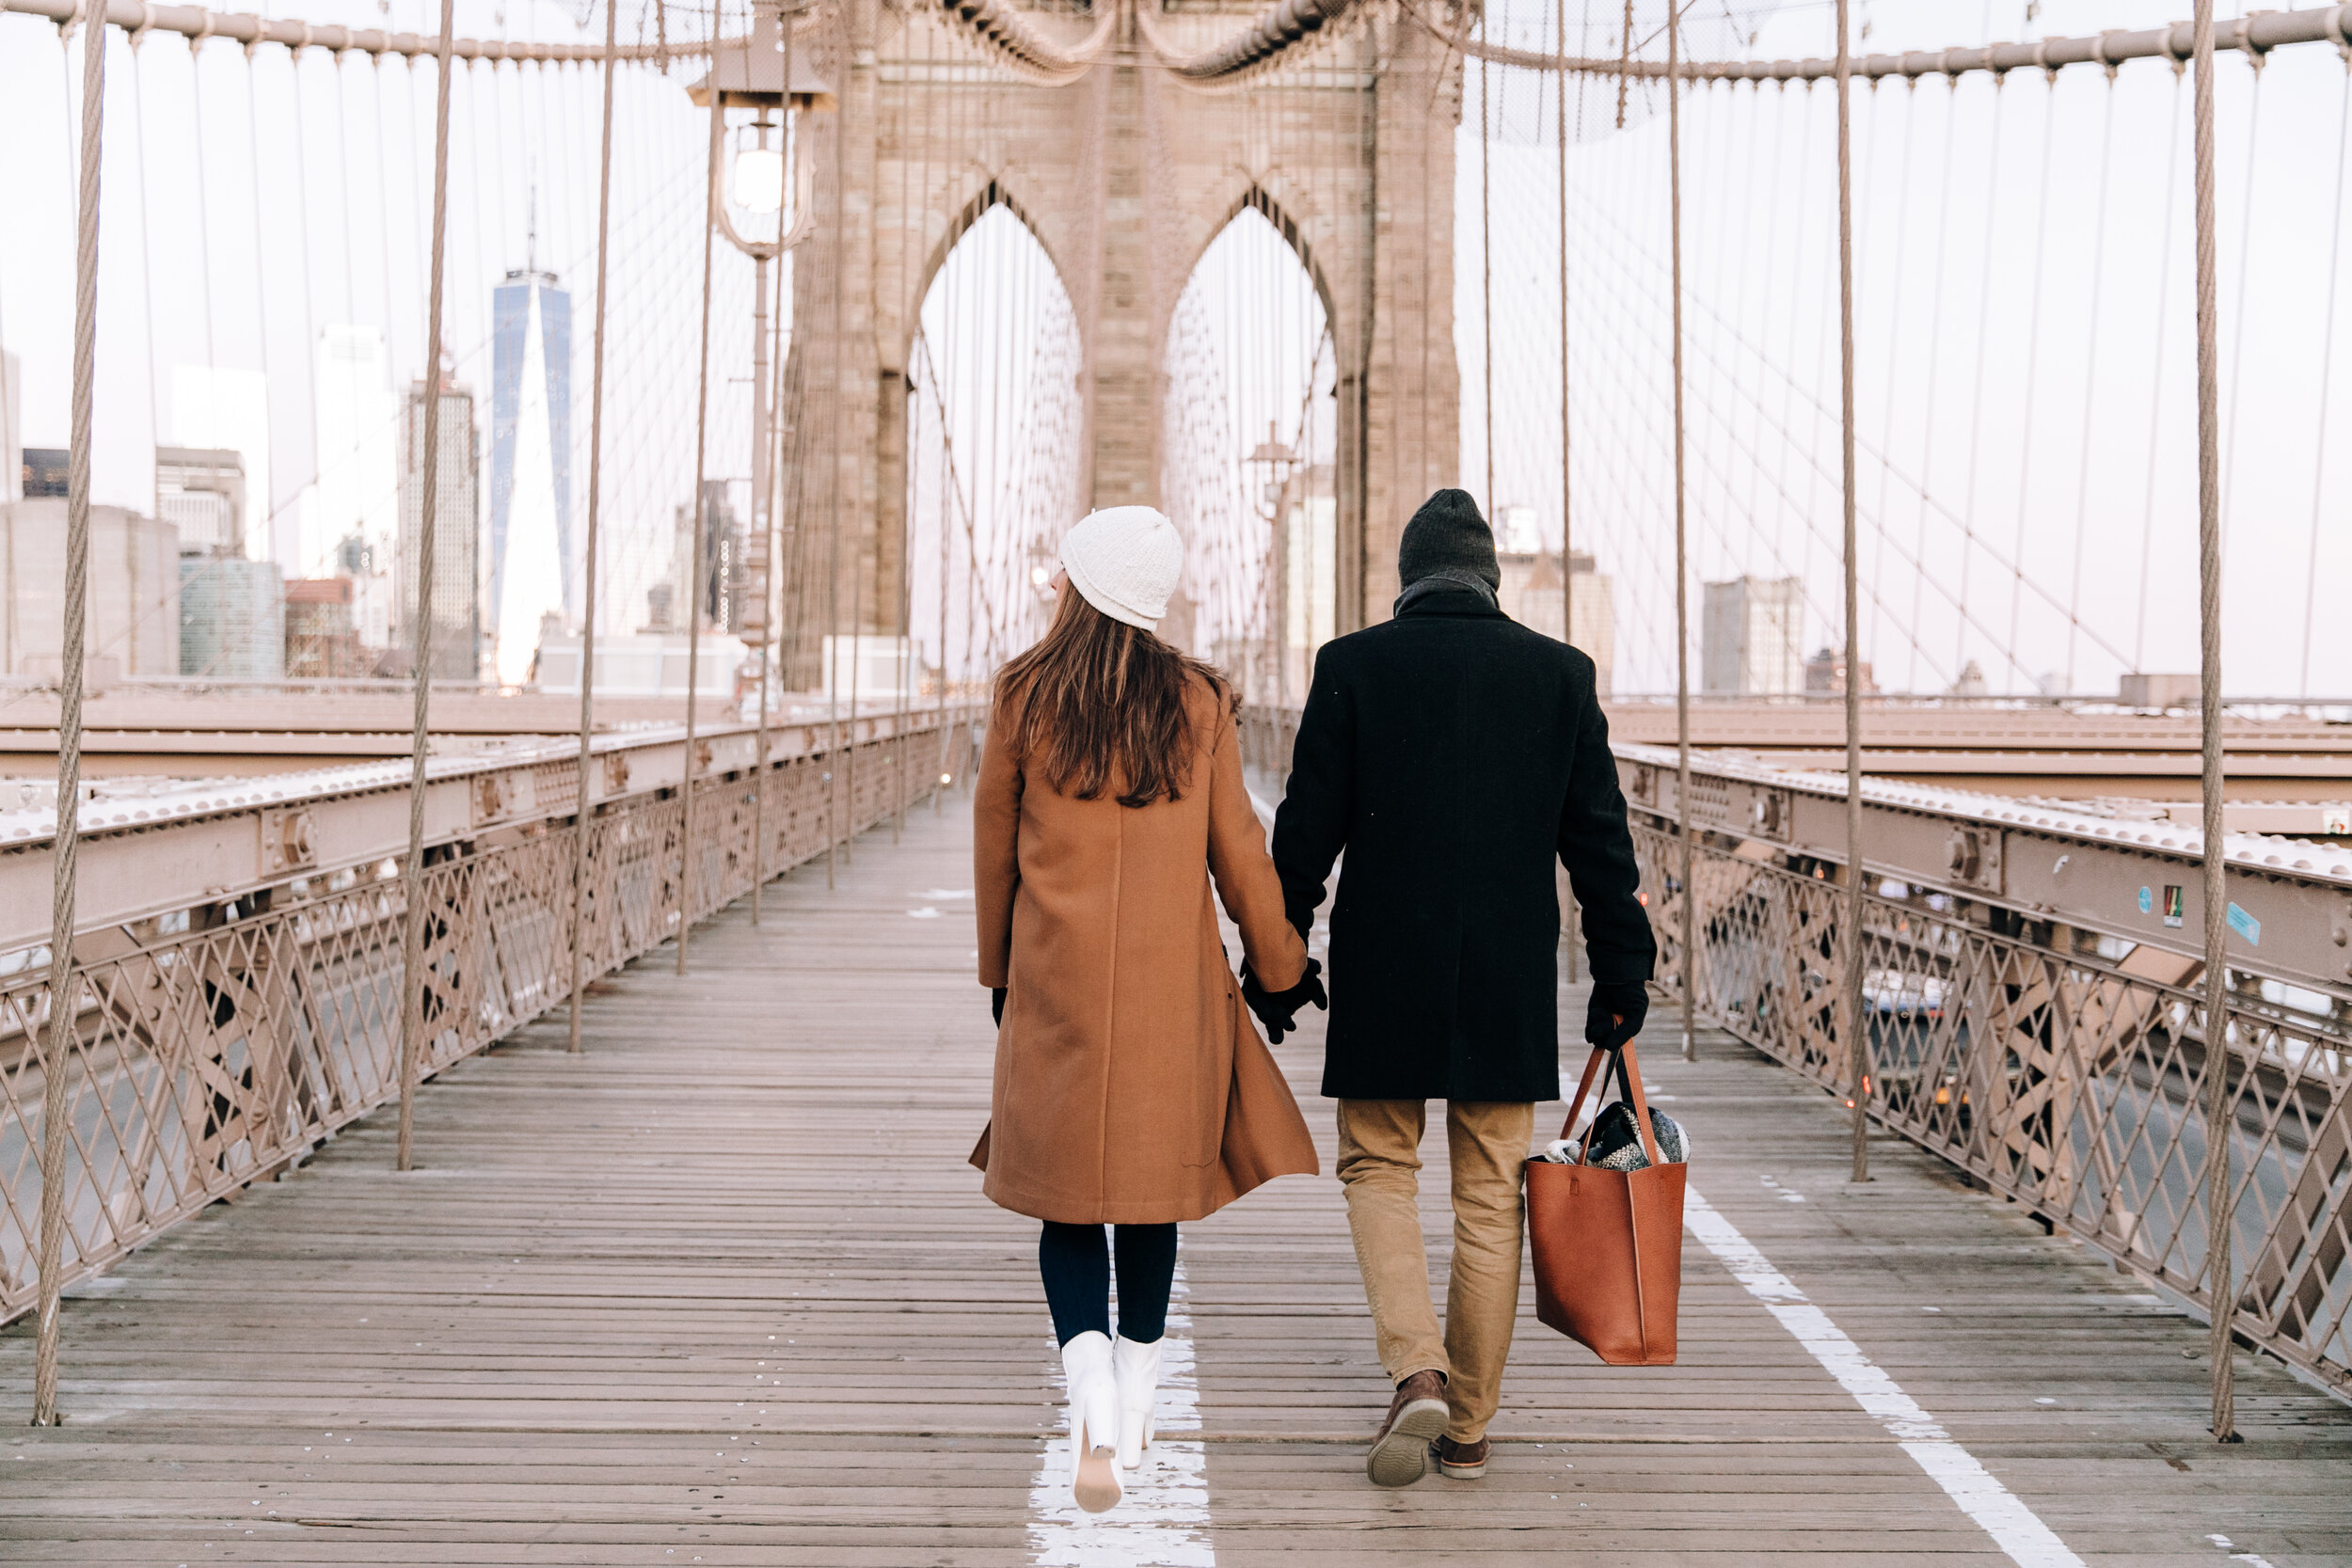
[1433,1433,1490,1478]
[1366,1369,1449,1487]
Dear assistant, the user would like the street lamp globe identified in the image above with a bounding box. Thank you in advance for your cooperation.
[734,144,787,215]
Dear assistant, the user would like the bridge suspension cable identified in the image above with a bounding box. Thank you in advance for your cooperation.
[1419,1,2352,86]
[0,0,726,63]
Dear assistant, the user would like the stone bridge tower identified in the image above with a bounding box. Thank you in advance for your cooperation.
[779,0,1464,680]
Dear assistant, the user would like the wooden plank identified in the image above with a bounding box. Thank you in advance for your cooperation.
[0,801,2346,1564]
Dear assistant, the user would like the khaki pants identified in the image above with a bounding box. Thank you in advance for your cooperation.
[1335,1099,1535,1444]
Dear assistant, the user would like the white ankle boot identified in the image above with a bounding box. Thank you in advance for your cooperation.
[1060,1331,1122,1513]
[1111,1335,1164,1470]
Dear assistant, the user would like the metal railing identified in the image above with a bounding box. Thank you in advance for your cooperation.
[0,709,977,1322]
[1636,823,2352,1395]
[1241,705,2352,1396]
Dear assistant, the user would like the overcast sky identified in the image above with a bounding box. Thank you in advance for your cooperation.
[2,0,2342,699]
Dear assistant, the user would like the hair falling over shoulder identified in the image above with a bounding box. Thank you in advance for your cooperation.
[994,589,1234,808]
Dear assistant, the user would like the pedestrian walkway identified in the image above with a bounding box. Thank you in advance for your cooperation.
[2,803,2347,1565]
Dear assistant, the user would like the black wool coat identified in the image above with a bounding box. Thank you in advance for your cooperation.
[1269,588,1657,1102]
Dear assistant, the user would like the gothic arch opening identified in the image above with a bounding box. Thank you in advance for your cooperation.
[1162,198,1340,705]
[905,202,1086,692]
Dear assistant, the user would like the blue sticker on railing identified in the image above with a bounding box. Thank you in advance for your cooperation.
[2226,902,2261,946]
[2137,886,2153,915]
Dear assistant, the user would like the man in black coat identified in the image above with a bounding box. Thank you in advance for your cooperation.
[1251,487,1655,1489]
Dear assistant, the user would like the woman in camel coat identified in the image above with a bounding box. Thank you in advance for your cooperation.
[971,504,1324,1513]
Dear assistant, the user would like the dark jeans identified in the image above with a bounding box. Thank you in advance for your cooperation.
[1039,1222,1178,1347]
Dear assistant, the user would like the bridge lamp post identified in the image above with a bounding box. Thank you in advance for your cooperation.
[687,2,831,931]
[1247,423,1300,711]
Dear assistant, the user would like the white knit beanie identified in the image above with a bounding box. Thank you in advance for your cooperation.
[1057,506,1184,632]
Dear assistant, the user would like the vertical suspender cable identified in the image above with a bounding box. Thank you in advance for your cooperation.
[2298,63,2349,698]
[1836,0,1867,1181]
[1667,3,1693,1065]
[751,245,780,907]
[1480,40,1493,515]
[1954,81,2005,682]
[750,103,779,921]
[33,0,107,1429]
[2002,87,2058,683]
[567,0,619,1054]
[2136,71,2186,678]
[824,45,847,888]
[2218,65,2264,551]
[2189,0,2237,1446]
[1557,0,1578,989]
[891,24,914,842]
[1904,75,1959,693]
[1557,0,1570,655]
[2063,79,2118,694]
[1614,0,1633,130]
[678,90,720,973]
[845,24,879,862]
[394,0,458,1176]
[933,41,951,814]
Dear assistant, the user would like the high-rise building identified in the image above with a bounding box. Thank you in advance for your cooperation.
[398,372,482,680]
[1702,575,1803,697]
[170,365,272,561]
[154,447,246,556]
[1492,502,1544,555]
[489,261,572,684]
[1804,646,1878,696]
[2,350,21,504]
[284,577,367,677]
[22,448,69,499]
[179,556,283,679]
[672,480,743,633]
[1499,547,1615,697]
[309,325,400,645]
[0,500,180,678]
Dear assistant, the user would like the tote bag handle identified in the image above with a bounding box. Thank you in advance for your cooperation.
[1558,1037,1666,1169]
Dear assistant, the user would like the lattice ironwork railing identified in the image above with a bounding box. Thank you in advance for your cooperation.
[1640,821,2352,1393]
[1239,705,2352,1394]
[0,717,977,1322]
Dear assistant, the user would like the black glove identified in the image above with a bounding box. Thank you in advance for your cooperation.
[1585,979,1649,1053]
[1241,957,1328,1045]
[991,987,1007,1027]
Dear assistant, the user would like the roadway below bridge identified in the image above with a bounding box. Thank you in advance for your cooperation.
[1,804,2347,1563]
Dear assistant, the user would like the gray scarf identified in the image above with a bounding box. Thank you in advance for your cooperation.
[1392,570,1500,617]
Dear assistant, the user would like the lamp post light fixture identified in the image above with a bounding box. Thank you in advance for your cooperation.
[1245,420,1300,707]
[686,0,832,924]
[733,131,787,216]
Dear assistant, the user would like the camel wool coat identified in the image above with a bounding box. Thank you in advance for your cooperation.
[970,676,1318,1225]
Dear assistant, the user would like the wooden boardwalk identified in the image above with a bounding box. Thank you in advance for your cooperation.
[4,801,2349,1565]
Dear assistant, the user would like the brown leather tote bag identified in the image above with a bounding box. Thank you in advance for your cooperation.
[1525,1038,1687,1366]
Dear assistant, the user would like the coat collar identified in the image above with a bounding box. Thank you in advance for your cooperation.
[1393,584,1507,620]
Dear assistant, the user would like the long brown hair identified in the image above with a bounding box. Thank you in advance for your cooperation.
[995,586,1232,808]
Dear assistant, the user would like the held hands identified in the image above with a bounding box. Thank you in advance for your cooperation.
[1241,957,1328,1045]
[1584,979,1650,1053]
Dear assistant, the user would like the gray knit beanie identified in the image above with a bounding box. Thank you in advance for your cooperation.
[1396,488,1502,594]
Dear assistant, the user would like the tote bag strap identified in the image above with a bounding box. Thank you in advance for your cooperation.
[1558,1037,1667,1169]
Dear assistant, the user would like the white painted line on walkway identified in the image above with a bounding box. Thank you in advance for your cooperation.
[1027,1262,1215,1567]
[1684,1188,2086,1568]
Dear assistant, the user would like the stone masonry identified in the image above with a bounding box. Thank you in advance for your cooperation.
[780,0,1463,681]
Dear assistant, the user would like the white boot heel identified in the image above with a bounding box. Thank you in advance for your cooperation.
[1111,1335,1164,1470]
[1061,1331,1122,1513]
